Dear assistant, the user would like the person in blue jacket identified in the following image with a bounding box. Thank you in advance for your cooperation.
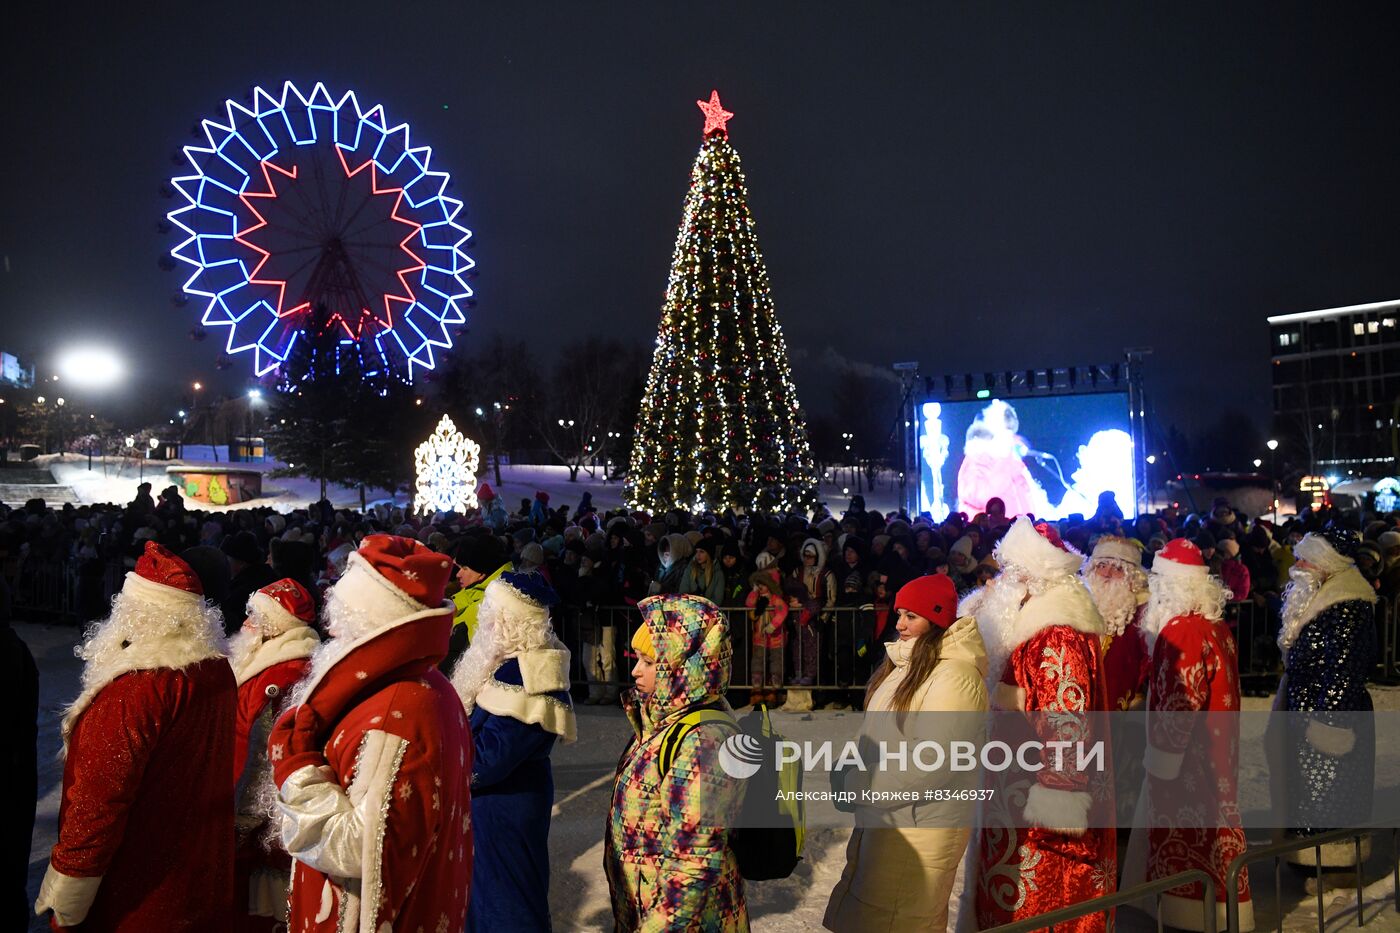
[451,570,577,932]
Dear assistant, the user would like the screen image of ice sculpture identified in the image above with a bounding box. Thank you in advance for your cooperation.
[916,394,1134,521]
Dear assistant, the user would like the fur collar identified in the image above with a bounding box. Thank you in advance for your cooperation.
[972,578,1105,687]
[232,626,320,686]
[63,611,226,747]
[1280,566,1377,651]
[476,649,577,742]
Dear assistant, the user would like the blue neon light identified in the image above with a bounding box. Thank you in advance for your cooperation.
[168,81,474,383]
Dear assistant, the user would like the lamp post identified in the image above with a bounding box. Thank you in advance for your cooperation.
[1266,439,1279,521]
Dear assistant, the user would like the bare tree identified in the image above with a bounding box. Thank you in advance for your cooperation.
[534,338,646,482]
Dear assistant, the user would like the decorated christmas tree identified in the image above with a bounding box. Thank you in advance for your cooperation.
[626,91,817,514]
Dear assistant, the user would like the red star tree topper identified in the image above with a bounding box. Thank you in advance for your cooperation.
[696,89,734,137]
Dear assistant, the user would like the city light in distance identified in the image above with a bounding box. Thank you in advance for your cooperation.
[56,348,124,389]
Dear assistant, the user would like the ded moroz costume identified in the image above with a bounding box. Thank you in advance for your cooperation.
[36,542,235,932]
[269,534,472,933]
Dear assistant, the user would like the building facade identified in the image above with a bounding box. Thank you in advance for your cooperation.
[1269,299,1400,475]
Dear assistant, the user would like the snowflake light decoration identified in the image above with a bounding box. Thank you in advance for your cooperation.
[414,415,480,514]
[168,81,474,383]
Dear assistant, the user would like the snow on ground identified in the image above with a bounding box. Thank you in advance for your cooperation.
[39,451,906,515]
[18,614,1400,931]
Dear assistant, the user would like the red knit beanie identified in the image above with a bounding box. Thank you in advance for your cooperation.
[893,573,959,629]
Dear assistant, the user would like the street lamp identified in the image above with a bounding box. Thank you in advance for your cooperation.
[1266,439,1279,521]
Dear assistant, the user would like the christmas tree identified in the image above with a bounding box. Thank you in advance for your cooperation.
[626,91,817,514]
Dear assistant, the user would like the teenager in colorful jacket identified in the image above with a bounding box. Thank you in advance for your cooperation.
[604,594,749,932]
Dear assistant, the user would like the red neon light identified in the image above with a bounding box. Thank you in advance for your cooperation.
[235,152,426,342]
[696,90,734,138]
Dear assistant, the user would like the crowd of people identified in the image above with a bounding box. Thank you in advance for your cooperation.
[6,478,1396,931]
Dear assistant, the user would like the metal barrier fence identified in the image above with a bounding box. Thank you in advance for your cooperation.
[554,604,887,694]
[983,869,1218,933]
[1229,596,1397,691]
[8,557,124,624]
[1225,828,1397,933]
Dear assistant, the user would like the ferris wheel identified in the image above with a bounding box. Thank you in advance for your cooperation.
[166,81,474,384]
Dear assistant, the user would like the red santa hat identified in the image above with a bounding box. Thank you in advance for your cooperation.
[1089,535,1142,567]
[122,541,205,608]
[1151,538,1208,578]
[248,578,317,635]
[478,482,497,503]
[893,574,958,630]
[335,534,453,620]
[535,490,550,504]
[994,516,1083,580]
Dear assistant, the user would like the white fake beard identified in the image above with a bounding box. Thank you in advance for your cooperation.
[286,587,383,708]
[1141,572,1228,654]
[226,626,261,674]
[965,568,1032,686]
[450,586,564,714]
[1278,564,1325,651]
[1083,573,1139,638]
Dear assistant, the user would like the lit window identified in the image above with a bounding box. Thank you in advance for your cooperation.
[1385,318,1397,328]
[1369,321,1380,333]
[1353,322,1366,335]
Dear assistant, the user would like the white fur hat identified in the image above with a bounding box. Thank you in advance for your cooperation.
[995,516,1083,580]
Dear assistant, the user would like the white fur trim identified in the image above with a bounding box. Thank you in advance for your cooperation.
[248,589,311,636]
[518,647,571,694]
[996,516,1084,580]
[1280,566,1378,650]
[232,626,320,686]
[1285,835,1371,868]
[1144,742,1185,781]
[1159,892,1248,932]
[1090,538,1141,567]
[1022,783,1092,836]
[122,569,204,607]
[1305,719,1356,757]
[292,602,450,705]
[351,730,405,933]
[1295,534,1356,577]
[477,678,578,743]
[1151,555,1209,578]
[338,551,430,621]
[35,864,102,928]
[991,681,1026,711]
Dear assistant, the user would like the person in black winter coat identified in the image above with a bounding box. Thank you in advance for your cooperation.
[0,580,37,932]
[220,531,278,635]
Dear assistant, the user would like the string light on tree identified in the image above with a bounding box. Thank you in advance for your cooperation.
[414,415,480,514]
[626,90,817,514]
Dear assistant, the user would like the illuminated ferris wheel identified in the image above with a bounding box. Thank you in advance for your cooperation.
[166,81,474,384]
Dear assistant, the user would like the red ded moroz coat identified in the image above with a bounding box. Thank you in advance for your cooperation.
[1143,612,1251,931]
[232,628,318,930]
[51,658,236,932]
[271,607,472,933]
[974,591,1116,933]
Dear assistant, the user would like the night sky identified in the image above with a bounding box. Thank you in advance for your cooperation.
[4,2,1399,435]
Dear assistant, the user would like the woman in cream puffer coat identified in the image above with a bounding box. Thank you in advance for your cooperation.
[824,574,989,933]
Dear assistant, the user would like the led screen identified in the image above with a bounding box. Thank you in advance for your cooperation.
[916,393,1134,521]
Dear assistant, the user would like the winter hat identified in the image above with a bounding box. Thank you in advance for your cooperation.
[478,482,497,503]
[180,546,231,604]
[1193,530,1217,552]
[517,542,546,571]
[512,527,537,548]
[1151,538,1209,578]
[642,522,667,542]
[266,514,286,535]
[1089,535,1142,567]
[124,541,204,606]
[455,534,504,575]
[893,574,958,629]
[1380,531,1400,552]
[249,578,316,634]
[338,534,454,614]
[630,622,656,660]
[584,532,608,558]
[817,518,838,535]
[1294,528,1358,576]
[542,535,566,558]
[754,551,775,570]
[993,517,1083,580]
[495,570,560,609]
[535,490,551,504]
[1218,538,1240,559]
[684,530,704,547]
